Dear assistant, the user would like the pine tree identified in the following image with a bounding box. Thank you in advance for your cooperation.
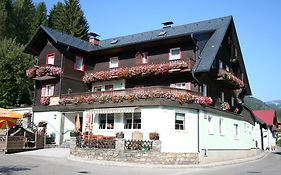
[49,0,89,40]
[0,0,12,39]
[10,0,36,44]
[0,38,34,108]
[48,1,65,31]
[32,2,48,33]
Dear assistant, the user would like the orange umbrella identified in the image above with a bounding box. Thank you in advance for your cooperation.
[0,108,23,129]
[75,114,81,130]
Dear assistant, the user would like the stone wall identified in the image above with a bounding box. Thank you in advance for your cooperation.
[70,137,199,165]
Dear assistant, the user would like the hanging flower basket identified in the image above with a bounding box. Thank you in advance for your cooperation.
[26,65,62,79]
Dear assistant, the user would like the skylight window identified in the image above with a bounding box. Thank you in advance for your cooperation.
[158,31,167,36]
[110,39,118,44]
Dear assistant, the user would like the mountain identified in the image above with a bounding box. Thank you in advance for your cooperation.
[244,96,281,121]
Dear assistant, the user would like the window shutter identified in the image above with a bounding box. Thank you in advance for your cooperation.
[50,85,55,96]
[41,86,46,97]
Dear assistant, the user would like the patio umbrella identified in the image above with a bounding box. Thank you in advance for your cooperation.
[75,114,81,130]
[0,108,23,129]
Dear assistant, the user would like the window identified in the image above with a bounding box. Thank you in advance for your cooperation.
[41,84,54,97]
[98,114,114,129]
[175,113,185,130]
[231,97,235,106]
[219,60,223,69]
[93,86,102,92]
[221,92,225,102]
[169,47,181,61]
[176,83,186,89]
[135,52,148,64]
[219,118,224,135]
[109,57,118,68]
[124,112,141,129]
[201,84,208,96]
[74,56,84,71]
[105,84,114,91]
[208,116,214,134]
[234,124,239,139]
[46,53,55,65]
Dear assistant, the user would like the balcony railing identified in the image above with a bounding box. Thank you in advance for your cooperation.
[59,86,212,106]
[217,69,244,89]
[26,65,62,81]
[83,60,193,84]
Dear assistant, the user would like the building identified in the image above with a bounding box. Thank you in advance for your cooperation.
[24,16,257,163]
[253,110,277,151]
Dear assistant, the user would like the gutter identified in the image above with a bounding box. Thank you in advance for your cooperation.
[190,33,201,85]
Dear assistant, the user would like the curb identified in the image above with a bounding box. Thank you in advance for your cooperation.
[68,151,269,169]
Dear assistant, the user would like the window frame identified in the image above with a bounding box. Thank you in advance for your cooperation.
[175,112,185,130]
[74,55,85,72]
[124,112,141,129]
[93,86,102,92]
[41,84,55,97]
[221,92,225,102]
[105,84,114,91]
[208,115,214,135]
[219,118,224,135]
[175,82,186,89]
[109,57,119,68]
[98,113,114,130]
[169,47,181,61]
[234,123,239,139]
[201,84,208,96]
[46,53,55,65]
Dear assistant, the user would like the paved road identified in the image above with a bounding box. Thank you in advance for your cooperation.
[0,148,280,175]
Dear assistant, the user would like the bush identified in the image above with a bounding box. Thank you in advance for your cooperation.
[276,138,281,147]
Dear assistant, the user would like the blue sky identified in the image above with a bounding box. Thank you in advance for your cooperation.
[35,0,281,102]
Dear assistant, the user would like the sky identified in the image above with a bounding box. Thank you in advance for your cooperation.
[35,0,281,102]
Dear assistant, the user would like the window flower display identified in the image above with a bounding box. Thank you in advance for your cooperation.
[26,65,62,79]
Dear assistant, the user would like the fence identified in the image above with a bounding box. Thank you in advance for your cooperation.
[124,140,153,151]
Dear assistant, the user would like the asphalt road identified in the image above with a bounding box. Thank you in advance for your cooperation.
[0,148,280,175]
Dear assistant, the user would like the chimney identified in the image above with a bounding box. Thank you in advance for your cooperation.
[88,32,100,46]
[162,21,174,28]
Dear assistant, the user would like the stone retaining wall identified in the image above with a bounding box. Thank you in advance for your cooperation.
[70,137,199,165]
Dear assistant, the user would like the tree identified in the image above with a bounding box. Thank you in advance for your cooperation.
[48,1,65,31]
[32,2,48,33]
[49,0,89,40]
[0,38,34,108]
[10,0,36,44]
[0,0,12,39]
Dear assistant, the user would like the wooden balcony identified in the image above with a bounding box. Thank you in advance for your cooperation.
[217,69,244,89]
[26,65,62,81]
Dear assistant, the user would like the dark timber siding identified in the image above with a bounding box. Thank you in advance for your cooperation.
[38,44,62,66]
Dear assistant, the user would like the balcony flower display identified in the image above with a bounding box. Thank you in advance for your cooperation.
[220,102,230,111]
[26,65,62,79]
[40,96,50,105]
[83,60,189,84]
[59,89,213,106]
[217,70,244,88]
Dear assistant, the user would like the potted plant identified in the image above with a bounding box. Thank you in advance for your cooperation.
[115,131,124,139]
[70,129,81,137]
[149,132,159,140]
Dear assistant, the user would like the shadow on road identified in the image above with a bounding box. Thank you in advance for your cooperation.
[0,166,31,173]
[273,151,281,155]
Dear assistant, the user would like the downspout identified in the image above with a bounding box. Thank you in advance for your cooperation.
[190,33,201,85]
[59,46,70,98]
[260,124,264,150]
[197,109,200,153]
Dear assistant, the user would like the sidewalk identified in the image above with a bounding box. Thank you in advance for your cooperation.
[68,150,270,169]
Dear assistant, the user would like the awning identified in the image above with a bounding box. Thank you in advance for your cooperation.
[0,108,23,119]
[91,107,140,114]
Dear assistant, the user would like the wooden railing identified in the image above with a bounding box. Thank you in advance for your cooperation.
[62,86,201,99]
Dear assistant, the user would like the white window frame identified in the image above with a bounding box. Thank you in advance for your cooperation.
[142,52,148,64]
[219,60,223,69]
[44,84,54,97]
[231,97,235,106]
[109,57,118,68]
[98,113,114,130]
[74,56,84,71]
[175,82,186,89]
[219,118,224,135]
[234,124,239,139]
[124,112,141,129]
[221,92,225,102]
[208,116,214,135]
[175,113,185,130]
[46,53,55,65]
[226,65,230,72]
[169,47,181,61]
[202,84,208,96]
